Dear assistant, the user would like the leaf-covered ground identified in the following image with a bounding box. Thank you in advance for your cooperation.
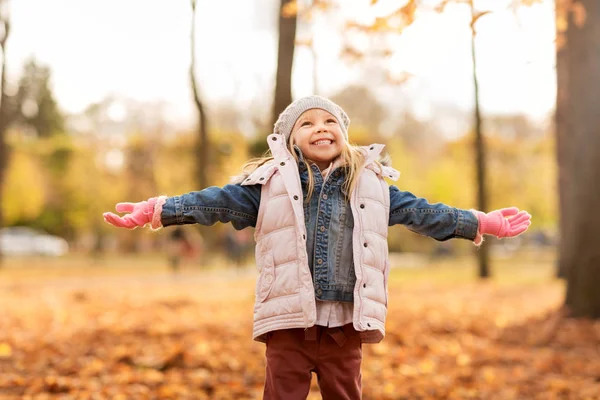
[1,256,599,399]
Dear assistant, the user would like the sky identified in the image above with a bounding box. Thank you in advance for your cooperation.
[7,0,557,130]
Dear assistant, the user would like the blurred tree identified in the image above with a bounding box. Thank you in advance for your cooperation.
[15,59,65,138]
[9,60,71,238]
[294,0,337,95]
[485,115,543,140]
[394,110,441,154]
[467,0,491,278]
[2,149,45,225]
[350,0,544,278]
[272,0,298,132]
[341,0,416,84]
[559,0,600,318]
[329,85,386,137]
[0,0,15,265]
[36,136,75,239]
[190,0,210,190]
[0,106,555,256]
[63,136,128,254]
[555,0,570,279]
[125,136,158,199]
[211,103,242,134]
[250,0,298,157]
[118,134,159,253]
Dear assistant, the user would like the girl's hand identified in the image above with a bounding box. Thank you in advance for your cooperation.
[103,198,157,229]
[475,207,531,238]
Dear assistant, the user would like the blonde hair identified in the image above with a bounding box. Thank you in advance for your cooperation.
[235,134,372,204]
[236,153,274,179]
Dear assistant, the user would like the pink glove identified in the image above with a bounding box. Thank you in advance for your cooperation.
[475,207,531,238]
[103,197,158,229]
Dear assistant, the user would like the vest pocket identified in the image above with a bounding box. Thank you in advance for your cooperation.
[256,253,275,303]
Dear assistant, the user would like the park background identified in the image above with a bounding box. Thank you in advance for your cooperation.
[0,0,598,399]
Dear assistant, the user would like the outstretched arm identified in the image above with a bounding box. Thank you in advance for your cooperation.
[388,185,479,241]
[388,186,532,243]
[103,184,261,231]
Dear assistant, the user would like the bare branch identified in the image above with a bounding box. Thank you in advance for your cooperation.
[470,10,492,32]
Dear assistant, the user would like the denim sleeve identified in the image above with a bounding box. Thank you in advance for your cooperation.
[160,184,261,230]
[388,185,478,241]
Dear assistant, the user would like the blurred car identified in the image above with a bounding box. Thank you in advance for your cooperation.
[0,227,69,256]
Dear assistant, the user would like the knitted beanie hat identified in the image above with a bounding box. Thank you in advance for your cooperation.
[273,95,350,142]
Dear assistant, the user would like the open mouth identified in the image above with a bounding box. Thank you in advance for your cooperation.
[311,139,333,146]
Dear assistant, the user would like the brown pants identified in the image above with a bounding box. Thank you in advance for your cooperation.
[263,324,362,400]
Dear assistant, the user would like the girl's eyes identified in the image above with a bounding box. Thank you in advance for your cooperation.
[300,118,336,127]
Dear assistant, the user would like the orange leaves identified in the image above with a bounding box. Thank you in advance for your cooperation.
[295,38,314,48]
[0,342,12,358]
[518,0,544,6]
[433,0,453,13]
[347,0,418,34]
[398,0,417,26]
[571,1,587,27]
[555,0,587,51]
[282,0,335,20]
[281,0,298,18]
[1,271,600,398]
[312,0,335,12]
[342,0,418,82]
[371,16,394,32]
[386,70,415,86]
[340,44,364,63]
[471,10,492,30]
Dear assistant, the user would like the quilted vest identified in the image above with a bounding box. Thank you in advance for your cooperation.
[242,134,400,343]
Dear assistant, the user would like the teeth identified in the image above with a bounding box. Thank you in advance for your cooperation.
[313,140,331,145]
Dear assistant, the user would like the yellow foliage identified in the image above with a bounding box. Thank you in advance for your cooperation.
[0,123,557,250]
[281,0,298,18]
[0,343,12,358]
[2,152,45,224]
[154,130,251,195]
[61,144,129,231]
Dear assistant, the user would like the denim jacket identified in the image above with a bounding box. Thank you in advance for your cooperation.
[160,156,479,303]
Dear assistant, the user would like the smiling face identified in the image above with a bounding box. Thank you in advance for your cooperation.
[290,109,346,170]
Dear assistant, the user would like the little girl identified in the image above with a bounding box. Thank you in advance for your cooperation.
[104,96,531,399]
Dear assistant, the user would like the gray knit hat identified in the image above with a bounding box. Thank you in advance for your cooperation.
[273,95,350,141]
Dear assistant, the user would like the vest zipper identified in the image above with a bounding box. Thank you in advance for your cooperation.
[352,178,366,330]
[311,166,338,299]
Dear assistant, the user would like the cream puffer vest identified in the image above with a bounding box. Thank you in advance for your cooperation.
[242,134,400,343]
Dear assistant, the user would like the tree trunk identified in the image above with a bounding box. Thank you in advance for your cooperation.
[562,0,600,318]
[271,0,297,128]
[555,4,569,279]
[190,0,209,190]
[189,0,209,268]
[470,1,489,279]
[0,6,11,266]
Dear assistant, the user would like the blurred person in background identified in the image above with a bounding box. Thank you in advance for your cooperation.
[166,226,202,273]
[103,96,531,399]
[224,227,253,271]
